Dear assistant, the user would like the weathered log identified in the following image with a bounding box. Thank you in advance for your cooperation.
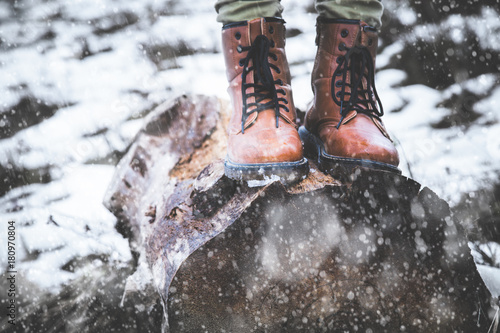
[104,94,493,332]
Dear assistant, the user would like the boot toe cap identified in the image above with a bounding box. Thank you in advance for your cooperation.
[321,124,400,167]
[228,128,304,165]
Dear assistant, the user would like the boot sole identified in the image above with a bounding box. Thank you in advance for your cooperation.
[224,158,309,185]
[298,126,401,178]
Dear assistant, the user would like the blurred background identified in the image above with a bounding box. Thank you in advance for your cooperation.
[0,0,499,331]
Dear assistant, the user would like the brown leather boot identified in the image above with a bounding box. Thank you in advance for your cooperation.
[222,17,308,183]
[299,18,400,177]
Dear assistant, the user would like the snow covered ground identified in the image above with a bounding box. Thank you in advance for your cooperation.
[0,0,499,299]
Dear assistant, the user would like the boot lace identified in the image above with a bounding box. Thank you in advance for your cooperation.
[332,43,383,129]
[239,35,289,133]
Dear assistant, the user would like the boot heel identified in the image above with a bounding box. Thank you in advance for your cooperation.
[298,126,320,163]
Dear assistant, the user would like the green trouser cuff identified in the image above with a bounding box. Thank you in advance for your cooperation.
[214,0,384,28]
[315,0,384,29]
[215,0,283,24]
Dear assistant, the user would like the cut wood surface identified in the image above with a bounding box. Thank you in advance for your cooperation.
[104,94,493,332]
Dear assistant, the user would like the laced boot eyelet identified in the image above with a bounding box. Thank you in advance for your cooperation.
[341,29,349,38]
[277,79,283,85]
[335,80,343,87]
[336,91,342,98]
[276,68,281,74]
[336,56,344,64]
[269,26,274,34]
[338,42,346,51]
[239,59,244,67]
[235,32,241,40]
[237,45,243,53]
[270,40,275,48]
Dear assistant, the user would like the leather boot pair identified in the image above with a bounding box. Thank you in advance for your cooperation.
[221,17,399,183]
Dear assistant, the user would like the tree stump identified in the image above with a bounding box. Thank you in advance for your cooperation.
[104,94,493,332]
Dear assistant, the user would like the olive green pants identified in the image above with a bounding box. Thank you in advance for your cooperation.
[215,0,384,28]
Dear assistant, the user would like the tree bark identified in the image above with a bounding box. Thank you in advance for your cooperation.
[104,94,493,332]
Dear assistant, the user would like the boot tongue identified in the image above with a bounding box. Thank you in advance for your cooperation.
[250,35,275,90]
[240,34,284,133]
[238,19,290,133]
[247,19,275,89]
[334,45,382,129]
[248,18,264,40]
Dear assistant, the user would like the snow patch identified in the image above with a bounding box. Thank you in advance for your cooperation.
[476,265,500,298]
[247,174,281,187]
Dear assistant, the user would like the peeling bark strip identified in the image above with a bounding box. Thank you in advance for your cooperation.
[104,94,493,332]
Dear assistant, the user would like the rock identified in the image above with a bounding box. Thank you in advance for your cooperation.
[104,94,494,332]
[0,95,62,139]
